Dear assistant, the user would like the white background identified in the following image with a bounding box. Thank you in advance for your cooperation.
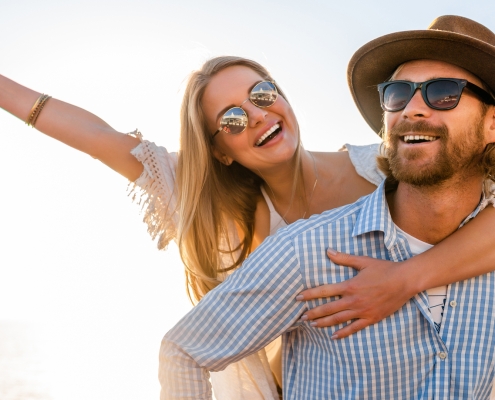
[0,1,493,399]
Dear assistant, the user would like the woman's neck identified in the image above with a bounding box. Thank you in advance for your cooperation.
[261,149,318,224]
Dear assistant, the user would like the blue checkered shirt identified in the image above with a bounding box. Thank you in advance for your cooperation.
[160,182,495,399]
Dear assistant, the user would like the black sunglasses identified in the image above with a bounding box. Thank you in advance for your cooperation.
[377,78,495,112]
[211,81,278,139]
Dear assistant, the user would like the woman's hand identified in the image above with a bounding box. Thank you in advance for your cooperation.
[297,249,418,339]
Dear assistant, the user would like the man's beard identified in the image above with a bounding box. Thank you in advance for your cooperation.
[385,119,485,187]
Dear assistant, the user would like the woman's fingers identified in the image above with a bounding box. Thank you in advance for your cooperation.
[296,249,370,301]
[297,249,380,302]
[300,295,351,320]
[297,254,417,337]
[303,309,357,329]
[326,248,373,271]
[330,319,373,340]
[297,281,346,301]
[300,304,377,339]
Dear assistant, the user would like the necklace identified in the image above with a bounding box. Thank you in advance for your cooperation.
[299,151,319,222]
[262,151,319,225]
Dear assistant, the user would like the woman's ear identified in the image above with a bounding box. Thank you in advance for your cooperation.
[486,105,495,144]
[211,145,234,166]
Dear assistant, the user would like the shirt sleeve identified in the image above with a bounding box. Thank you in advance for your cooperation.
[345,143,386,186]
[159,231,307,399]
[127,133,179,249]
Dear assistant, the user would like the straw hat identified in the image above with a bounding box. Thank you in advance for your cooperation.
[347,15,495,135]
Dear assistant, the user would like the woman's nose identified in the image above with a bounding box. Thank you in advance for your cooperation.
[243,102,268,127]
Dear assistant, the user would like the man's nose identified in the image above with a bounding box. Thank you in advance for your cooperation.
[401,88,432,120]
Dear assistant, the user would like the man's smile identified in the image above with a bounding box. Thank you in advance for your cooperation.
[401,134,440,144]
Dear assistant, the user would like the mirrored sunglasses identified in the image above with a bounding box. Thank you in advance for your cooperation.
[377,78,495,112]
[212,81,278,139]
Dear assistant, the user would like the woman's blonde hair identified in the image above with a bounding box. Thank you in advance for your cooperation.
[176,56,301,302]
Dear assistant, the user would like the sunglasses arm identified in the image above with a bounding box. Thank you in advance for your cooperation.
[466,82,495,106]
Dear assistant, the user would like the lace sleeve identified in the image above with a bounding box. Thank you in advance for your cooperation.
[127,131,179,250]
[482,180,495,209]
[345,143,386,186]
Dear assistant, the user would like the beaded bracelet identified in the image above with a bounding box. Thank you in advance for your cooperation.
[26,94,51,127]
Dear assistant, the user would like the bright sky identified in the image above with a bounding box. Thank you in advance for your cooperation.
[0,1,493,399]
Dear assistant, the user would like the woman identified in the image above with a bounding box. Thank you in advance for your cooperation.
[1,56,494,399]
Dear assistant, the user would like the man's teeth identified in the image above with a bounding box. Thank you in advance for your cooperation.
[256,124,280,146]
[403,135,438,143]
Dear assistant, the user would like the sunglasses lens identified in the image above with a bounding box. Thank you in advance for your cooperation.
[426,80,460,109]
[250,81,278,107]
[382,82,412,111]
[220,107,248,135]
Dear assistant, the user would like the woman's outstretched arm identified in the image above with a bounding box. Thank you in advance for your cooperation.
[297,205,495,339]
[0,74,143,180]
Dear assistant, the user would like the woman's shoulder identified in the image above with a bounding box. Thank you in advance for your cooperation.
[342,143,385,187]
[312,143,384,186]
[344,142,381,162]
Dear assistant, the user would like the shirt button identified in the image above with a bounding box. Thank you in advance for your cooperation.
[438,352,447,360]
[450,300,457,307]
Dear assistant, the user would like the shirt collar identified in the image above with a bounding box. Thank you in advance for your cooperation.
[352,180,397,249]
[352,179,487,250]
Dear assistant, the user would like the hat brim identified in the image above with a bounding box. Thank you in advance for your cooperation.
[348,29,495,135]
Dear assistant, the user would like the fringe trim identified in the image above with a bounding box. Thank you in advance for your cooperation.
[127,130,179,250]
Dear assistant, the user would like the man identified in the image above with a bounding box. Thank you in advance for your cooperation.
[160,15,495,399]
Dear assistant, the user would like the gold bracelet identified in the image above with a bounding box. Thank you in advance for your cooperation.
[30,95,51,127]
[27,94,51,127]
[26,94,44,125]
[26,94,51,127]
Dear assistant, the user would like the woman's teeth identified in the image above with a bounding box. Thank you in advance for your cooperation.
[256,124,280,146]
[403,135,438,143]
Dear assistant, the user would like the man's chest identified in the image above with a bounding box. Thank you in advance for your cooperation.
[291,232,495,399]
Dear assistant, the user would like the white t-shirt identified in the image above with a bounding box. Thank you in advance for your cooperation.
[395,225,447,332]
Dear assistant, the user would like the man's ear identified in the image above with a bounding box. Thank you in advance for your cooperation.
[211,145,234,166]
